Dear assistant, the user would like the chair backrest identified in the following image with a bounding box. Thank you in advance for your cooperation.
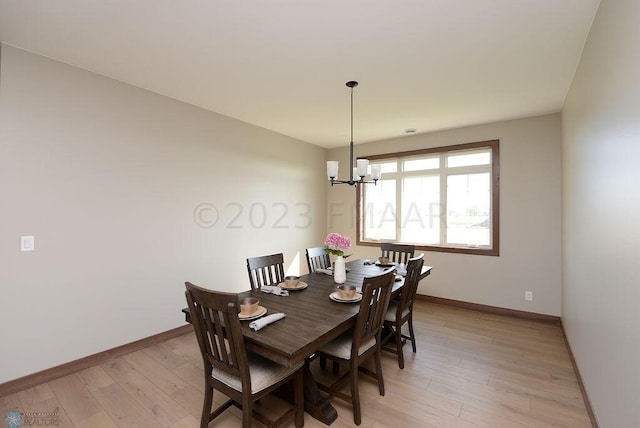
[184,282,251,388]
[380,243,415,265]
[306,246,331,273]
[396,254,425,317]
[246,253,286,290]
[351,269,395,359]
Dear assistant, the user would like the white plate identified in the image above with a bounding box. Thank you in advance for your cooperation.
[277,281,308,290]
[329,291,363,303]
[238,306,267,321]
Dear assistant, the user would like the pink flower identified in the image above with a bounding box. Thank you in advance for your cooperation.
[324,233,352,257]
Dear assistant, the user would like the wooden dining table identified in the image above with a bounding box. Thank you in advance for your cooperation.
[182,259,432,425]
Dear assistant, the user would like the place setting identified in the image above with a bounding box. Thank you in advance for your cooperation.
[238,297,286,331]
[238,297,267,321]
[374,256,397,268]
[277,275,308,291]
[329,284,363,303]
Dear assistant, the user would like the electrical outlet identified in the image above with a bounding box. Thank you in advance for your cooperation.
[20,236,35,252]
[524,291,533,302]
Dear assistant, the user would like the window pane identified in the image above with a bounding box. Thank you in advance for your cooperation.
[362,179,396,241]
[446,173,491,246]
[374,161,397,173]
[403,157,439,172]
[447,151,490,168]
[401,176,440,245]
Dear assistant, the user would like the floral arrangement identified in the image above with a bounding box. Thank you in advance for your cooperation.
[324,232,352,257]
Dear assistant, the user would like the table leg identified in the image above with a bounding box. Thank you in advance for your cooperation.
[303,359,338,425]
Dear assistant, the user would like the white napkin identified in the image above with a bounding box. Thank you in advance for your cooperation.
[261,285,289,296]
[249,313,286,331]
[316,268,333,275]
[396,264,407,276]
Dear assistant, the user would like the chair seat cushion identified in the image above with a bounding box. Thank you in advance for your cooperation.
[318,331,376,360]
[212,353,303,394]
[385,301,410,322]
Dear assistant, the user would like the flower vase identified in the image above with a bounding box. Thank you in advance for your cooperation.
[334,256,347,284]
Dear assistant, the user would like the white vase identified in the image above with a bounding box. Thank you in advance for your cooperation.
[334,256,347,284]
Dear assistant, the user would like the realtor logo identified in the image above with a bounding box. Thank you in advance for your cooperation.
[4,411,23,428]
[4,409,58,427]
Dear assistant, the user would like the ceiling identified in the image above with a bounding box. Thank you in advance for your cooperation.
[0,0,600,148]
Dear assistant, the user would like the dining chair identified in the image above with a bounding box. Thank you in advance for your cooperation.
[382,254,425,369]
[315,269,395,426]
[380,242,415,265]
[246,253,286,290]
[184,281,304,428]
[305,246,331,273]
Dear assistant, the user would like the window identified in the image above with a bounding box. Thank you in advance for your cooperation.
[357,140,499,256]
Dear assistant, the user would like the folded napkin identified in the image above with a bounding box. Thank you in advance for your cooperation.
[249,313,286,331]
[316,268,333,276]
[261,285,289,296]
[395,264,407,276]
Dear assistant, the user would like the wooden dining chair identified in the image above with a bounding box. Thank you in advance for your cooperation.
[380,242,415,265]
[246,253,286,290]
[305,246,331,273]
[315,269,395,426]
[184,282,304,428]
[382,254,424,369]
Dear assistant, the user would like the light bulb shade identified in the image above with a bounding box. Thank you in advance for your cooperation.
[371,164,382,180]
[356,159,369,177]
[352,167,358,181]
[327,161,339,179]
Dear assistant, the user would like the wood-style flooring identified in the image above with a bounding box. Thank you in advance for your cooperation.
[0,301,592,427]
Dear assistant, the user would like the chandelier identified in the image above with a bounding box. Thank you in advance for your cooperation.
[326,81,381,186]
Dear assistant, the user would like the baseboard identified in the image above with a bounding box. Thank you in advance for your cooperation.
[559,320,599,428]
[415,294,561,325]
[0,324,193,398]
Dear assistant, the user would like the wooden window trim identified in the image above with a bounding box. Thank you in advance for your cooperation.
[356,139,500,256]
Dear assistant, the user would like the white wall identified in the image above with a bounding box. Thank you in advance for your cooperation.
[327,114,563,316]
[561,0,640,426]
[0,44,327,383]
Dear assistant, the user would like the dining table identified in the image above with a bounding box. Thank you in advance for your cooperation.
[182,259,433,425]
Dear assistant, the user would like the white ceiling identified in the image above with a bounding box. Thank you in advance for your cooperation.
[0,0,599,148]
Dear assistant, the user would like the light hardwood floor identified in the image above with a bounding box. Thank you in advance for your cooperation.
[0,302,592,427]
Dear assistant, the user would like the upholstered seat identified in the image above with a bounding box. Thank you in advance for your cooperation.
[211,351,303,394]
[317,332,375,360]
[384,300,410,322]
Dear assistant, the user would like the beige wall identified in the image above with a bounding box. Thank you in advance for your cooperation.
[0,45,327,383]
[327,114,563,316]
[562,0,640,426]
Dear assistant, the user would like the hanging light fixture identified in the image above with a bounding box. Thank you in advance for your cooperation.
[326,81,381,186]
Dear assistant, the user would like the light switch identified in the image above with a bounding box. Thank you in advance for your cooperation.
[20,236,35,252]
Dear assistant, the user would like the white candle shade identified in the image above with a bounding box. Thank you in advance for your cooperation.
[327,161,339,179]
[371,164,382,180]
[356,159,369,177]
